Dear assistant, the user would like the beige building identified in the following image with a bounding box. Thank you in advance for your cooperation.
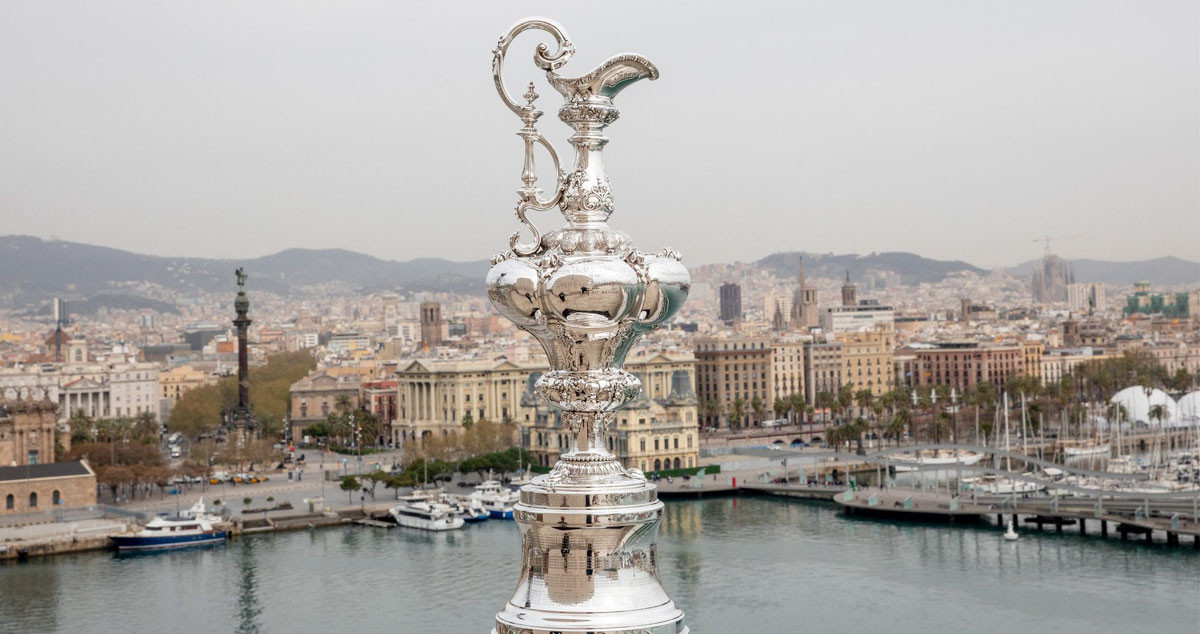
[695,337,773,428]
[1039,347,1107,386]
[803,341,843,404]
[288,372,361,439]
[525,351,699,473]
[0,400,59,466]
[771,341,806,405]
[1021,340,1044,382]
[838,326,894,397]
[1,461,97,514]
[393,359,535,447]
[158,365,216,405]
[1141,340,1200,376]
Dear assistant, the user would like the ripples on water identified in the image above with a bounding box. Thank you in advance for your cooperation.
[1,498,1195,634]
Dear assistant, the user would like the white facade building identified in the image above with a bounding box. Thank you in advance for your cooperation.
[819,301,895,333]
[0,362,161,423]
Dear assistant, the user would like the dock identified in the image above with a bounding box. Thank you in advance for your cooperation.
[355,518,395,529]
[833,486,1200,548]
[739,482,847,500]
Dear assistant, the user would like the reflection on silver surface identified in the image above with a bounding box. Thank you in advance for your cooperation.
[485,16,690,634]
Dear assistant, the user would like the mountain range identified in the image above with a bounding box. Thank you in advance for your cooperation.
[754,251,988,286]
[1007,256,1199,286]
[0,235,1194,314]
[0,235,489,311]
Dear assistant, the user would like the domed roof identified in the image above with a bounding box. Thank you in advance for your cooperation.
[1109,386,1177,425]
[1177,391,1200,423]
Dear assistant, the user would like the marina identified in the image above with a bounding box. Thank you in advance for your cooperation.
[1,496,1195,634]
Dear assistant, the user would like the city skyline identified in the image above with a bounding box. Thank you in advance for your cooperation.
[1,1,1196,268]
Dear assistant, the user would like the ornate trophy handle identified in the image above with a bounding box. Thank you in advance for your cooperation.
[493,18,574,257]
[492,17,574,114]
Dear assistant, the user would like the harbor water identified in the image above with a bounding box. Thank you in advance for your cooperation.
[1,497,1196,633]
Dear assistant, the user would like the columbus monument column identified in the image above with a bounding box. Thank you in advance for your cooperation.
[485,17,690,634]
[231,267,253,446]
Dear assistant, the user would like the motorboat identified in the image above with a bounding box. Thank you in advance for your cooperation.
[469,480,518,519]
[389,496,464,531]
[110,499,226,551]
[441,494,489,523]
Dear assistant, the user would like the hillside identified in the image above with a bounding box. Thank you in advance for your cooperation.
[756,251,988,285]
[1008,256,1199,286]
[0,235,489,306]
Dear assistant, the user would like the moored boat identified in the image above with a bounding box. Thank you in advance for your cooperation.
[891,450,982,472]
[111,499,226,552]
[469,480,518,519]
[389,496,465,531]
[1063,442,1111,458]
[441,494,489,523]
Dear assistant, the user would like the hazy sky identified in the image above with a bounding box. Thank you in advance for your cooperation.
[1,1,1196,268]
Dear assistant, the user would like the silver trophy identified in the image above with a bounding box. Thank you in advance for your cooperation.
[486,16,690,634]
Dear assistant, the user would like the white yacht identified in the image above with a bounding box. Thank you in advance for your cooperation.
[469,480,519,519]
[389,496,464,531]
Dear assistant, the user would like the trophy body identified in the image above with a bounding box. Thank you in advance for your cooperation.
[486,17,690,634]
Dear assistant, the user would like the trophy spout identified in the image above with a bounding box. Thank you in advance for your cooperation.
[548,54,659,101]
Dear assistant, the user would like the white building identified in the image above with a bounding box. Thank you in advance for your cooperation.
[0,362,161,423]
[819,300,895,333]
[327,332,372,355]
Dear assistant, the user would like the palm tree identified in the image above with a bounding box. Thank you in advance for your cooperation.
[789,393,806,424]
[850,416,869,455]
[751,396,766,427]
[886,410,909,447]
[702,399,722,430]
[928,411,951,444]
[815,391,835,426]
[356,409,382,449]
[836,386,854,424]
[773,398,789,421]
[855,389,874,416]
[1147,403,1167,427]
[730,397,746,430]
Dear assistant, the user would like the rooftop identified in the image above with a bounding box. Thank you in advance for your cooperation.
[0,461,93,482]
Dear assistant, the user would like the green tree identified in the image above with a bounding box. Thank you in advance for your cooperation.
[730,397,745,430]
[703,399,723,429]
[69,410,96,445]
[789,393,806,423]
[815,391,835,425]
[340,475,360,504]
[169,384,223,438]
[461,411,474,428]
[773,398,790,420]
[384,473,415,499]
[361,471,391,499]
[887,409,910,446]
[133,411,159,440]
[750,396,766,426]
